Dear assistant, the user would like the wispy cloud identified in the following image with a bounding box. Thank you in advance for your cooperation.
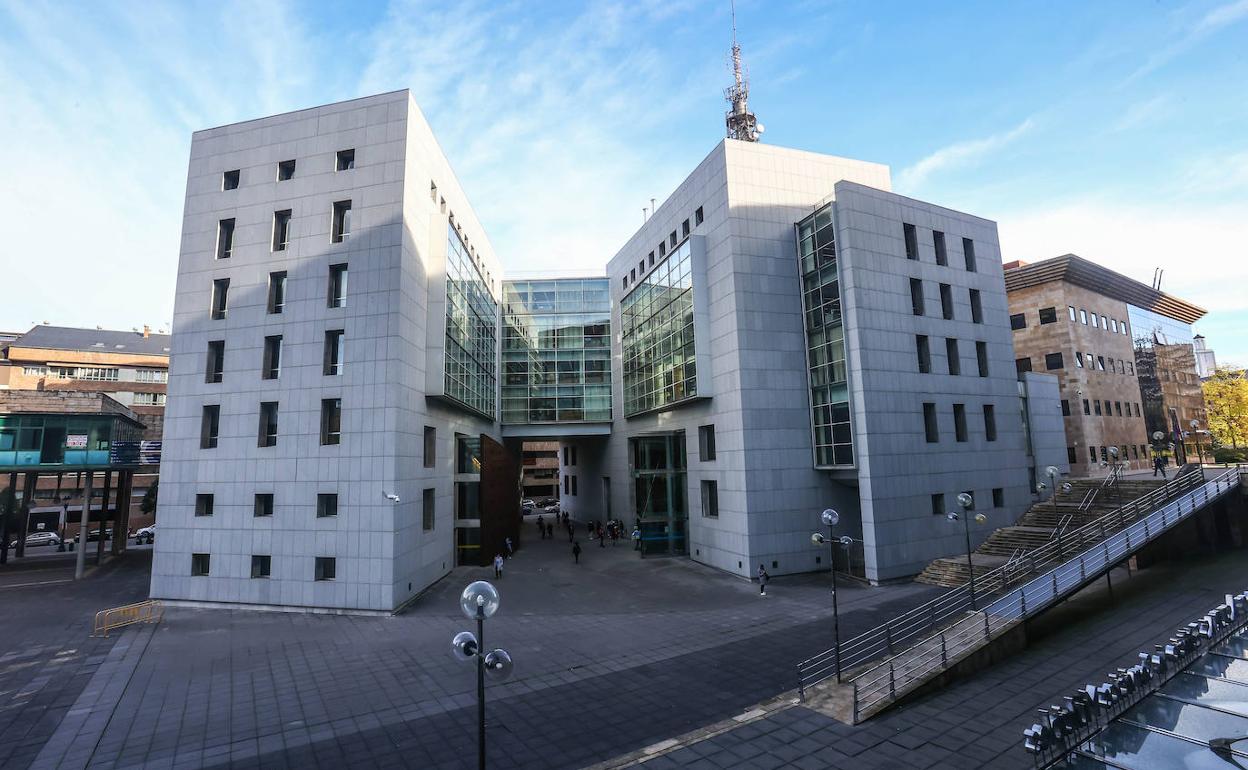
[1126,0,1248,82]
[1111,94,1171,132]
[896,118,1034,191]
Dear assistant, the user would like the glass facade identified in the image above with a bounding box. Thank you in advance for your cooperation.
[444,223,498,419]
[621,240,697,416]
[454,433,482,566]
[0,414,144,468]
[797,205,854,467]
[501,279,612,423]
[1128,305,1205,463]
[631,433,687,556]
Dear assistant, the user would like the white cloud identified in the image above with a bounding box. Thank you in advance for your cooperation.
[1127,0,1248,82]
[1110,94,1171,132]
[895,118,1034,192]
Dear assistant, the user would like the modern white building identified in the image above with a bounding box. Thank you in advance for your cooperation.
[153,90,1044,611]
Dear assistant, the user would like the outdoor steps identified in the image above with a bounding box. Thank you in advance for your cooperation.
[976,526,1056,556]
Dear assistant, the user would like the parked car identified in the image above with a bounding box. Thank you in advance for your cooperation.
[135,525,155,545]
[521,498,536,510]
[8,531,62,549]
[543,502,561,514]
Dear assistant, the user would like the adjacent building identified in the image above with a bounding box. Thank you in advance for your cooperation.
[1005,255,1207,474]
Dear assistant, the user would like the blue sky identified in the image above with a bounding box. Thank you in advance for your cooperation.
[3,0,1246,364]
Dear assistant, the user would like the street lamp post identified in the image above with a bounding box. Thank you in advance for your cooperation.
[810,508,854,683]
[947,492,987,609]
[451,581,514,770]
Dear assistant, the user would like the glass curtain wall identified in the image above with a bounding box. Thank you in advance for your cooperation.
[501,279,612,423]
[1128,305,1205,463]
[630,433,687,556]
[621,241,697,416]
[797,205,854,467]
[445,223,498,419]
[454,434,483,566]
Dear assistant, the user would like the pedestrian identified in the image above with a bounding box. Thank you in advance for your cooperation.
[572,540,582,564]
[757,564,769,596]
[505,536,514,558]
[537,515,544,538]
[494,553,504,579]
[632,526,641,551]
[610,526,618,547]
[547,522,554,539]
[1153,455,1166,479]
[597,523,605,548]
[567,522,574,543]
[588,520,595,537]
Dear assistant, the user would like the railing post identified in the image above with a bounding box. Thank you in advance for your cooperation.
[1079,555,1086,581]
[886,621,894,654]
[1144,517,1151,539]
[983,612,991,640]
[941,632,948,666]
[889,662,896,700]
[1020,588,1027,617]
[1052,571,1058,597]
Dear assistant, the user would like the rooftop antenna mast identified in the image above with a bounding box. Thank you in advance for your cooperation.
[724,0,763,142]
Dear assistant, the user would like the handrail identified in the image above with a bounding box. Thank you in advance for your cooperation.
[91,599,164,638]
[797,465,1238,696]
[839,466,1242,721]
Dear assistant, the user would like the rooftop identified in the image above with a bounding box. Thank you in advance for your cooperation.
[1005,254,1206,325]
[6,325,171,358]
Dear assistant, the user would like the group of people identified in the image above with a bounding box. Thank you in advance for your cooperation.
[586,518,630,548]
[534,511,568,540]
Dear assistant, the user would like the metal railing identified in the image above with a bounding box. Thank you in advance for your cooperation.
[796,465,1236,703]
[842,466,1242,722]
[92,599,164,638]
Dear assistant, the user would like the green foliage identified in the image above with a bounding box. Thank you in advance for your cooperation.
[1213,447,1248,464]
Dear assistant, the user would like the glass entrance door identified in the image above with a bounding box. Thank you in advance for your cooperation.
[630,432,687,556]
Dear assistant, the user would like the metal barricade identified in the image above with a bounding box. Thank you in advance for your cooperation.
[92,599,165,637]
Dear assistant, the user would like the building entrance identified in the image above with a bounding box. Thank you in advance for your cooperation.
[630,432,687,556]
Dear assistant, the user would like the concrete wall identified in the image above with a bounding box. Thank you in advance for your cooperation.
[1021,372,1071,493]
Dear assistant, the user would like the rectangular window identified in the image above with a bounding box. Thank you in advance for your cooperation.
[200,405,220,449]
[916,335,931,373]
[969,289,983,324]
[910,278,925,316]
[430,181,438,201]
[328,263,348,307]
[682,219,691,238]
[1010,313,1026,330]
[1096,356,1105,371]
[331,200,352,243]
[267,271,287,314]
[669,231,677,248]
[323,330,345,375]
[1067,446,1077,464]
[923,402,939,443]
[258,401,278,447]
[316,493,338,518]
[1114,401,1122,417]
[695,206,704,225]
[903,223,919,260]
[571,475,578,495]
[946,338,961,375]
[1090,312,1099,327]
[562,446,569,465]
[940,283,954,320]
[931,493,945,516]
[424,426,436,468]
[277,159,295,181]
[251,555,271,578]
[1016,357,1032,374]
[992,488,1004,508]
[205,340,224,383]
[563,475,569,495]
[320,398,341,445]
[1039,307,1057,324]
[1076,351,1084,368]
[216,218,235,260]
[211,278,230,320]
[335,149,355,171]
[191,553,210,576]
[222,169,240,190]
[1134,402,1141,417]
[1094,400,1102,416]
[1101,316,1108,330]
[1089,446,1098,463]
[648,252,654,267]
[422,488,435,531]
[254,493,273,518]
[1069,306,1076,321]
[195,493,214,517]
[1121,322,1129,336]
[1045,352,1064,370]
[1079,309,1088,324]
[262,335,282,380]
[272,209,291,251]
[933,230,947,266]
[984,404,997,441]
[1061,399,1070,416]
[1083,398,1090,415]
[975,340,988,377]
[1111,318,1118,333]
[701,480,719,518]
[699,424,717,461]
[133,393,166,406]
[953,403,968,442]
[315,557,336,581]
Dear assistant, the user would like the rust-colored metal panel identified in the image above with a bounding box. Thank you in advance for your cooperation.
[478,434,521,566]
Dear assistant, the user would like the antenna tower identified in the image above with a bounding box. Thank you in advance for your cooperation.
[724,1,763,142]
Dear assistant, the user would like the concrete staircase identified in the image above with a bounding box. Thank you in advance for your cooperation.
[915,477,1167,588]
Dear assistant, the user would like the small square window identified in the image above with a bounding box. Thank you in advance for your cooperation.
[695,206,704,225]
[195,493,214,517]
[992,488,1004,508]
[254,493,274,517]
[317,493,338,518]
[931,493,945,516]
[315,557,336,581]
[701,480,719,518]
[699,424,716,461]
[336,149,355,171]
[1010,313,1026,331]
[251,555,271,578]
[1045,352,1064,370]
[277,160,295,181]
[1038,307,1057,324]
[1015,357,1032,374]
[222,169,240,191]
[191,553,210,576]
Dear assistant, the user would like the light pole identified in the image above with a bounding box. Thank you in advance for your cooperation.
[810,508,854,683]
[947,492,987,609]
[1190,419,1205,465]
[451,581,514,770]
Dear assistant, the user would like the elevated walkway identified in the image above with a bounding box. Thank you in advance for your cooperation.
[798,465,1246,724]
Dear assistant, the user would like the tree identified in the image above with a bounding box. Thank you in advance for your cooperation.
[140,480,158,518]
[1203,367,1248,450]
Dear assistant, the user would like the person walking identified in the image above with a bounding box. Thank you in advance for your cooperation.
[632,526,641,551]
[537,515,544,538]
[1153,455,1166,479]
[505,536,514,558]
[597,523,605,548]
[572,540,582,565]
[757,564,769,596]
[493,553,504,579]
[567,522,574,543]
[546,522,554,539]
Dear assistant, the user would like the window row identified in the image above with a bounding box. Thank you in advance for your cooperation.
[1016,351,1136,376]
[909,279,984,323]
[930,487,1004,516]
[214,200,352,261]
[903,222,978,272]
[190,553,338,580]
[210,264,347,321]
[922,402,998,443]
[622,205,704,290]
[199,399,341,448]
[22,365,122,381]
[191,489,436,530]
[1069,397,1142,418]
[562,474,578,496]
[204,330,344,383]
[915,335,990,377]
[1068,444,1150,465]
[218,149,353,192]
